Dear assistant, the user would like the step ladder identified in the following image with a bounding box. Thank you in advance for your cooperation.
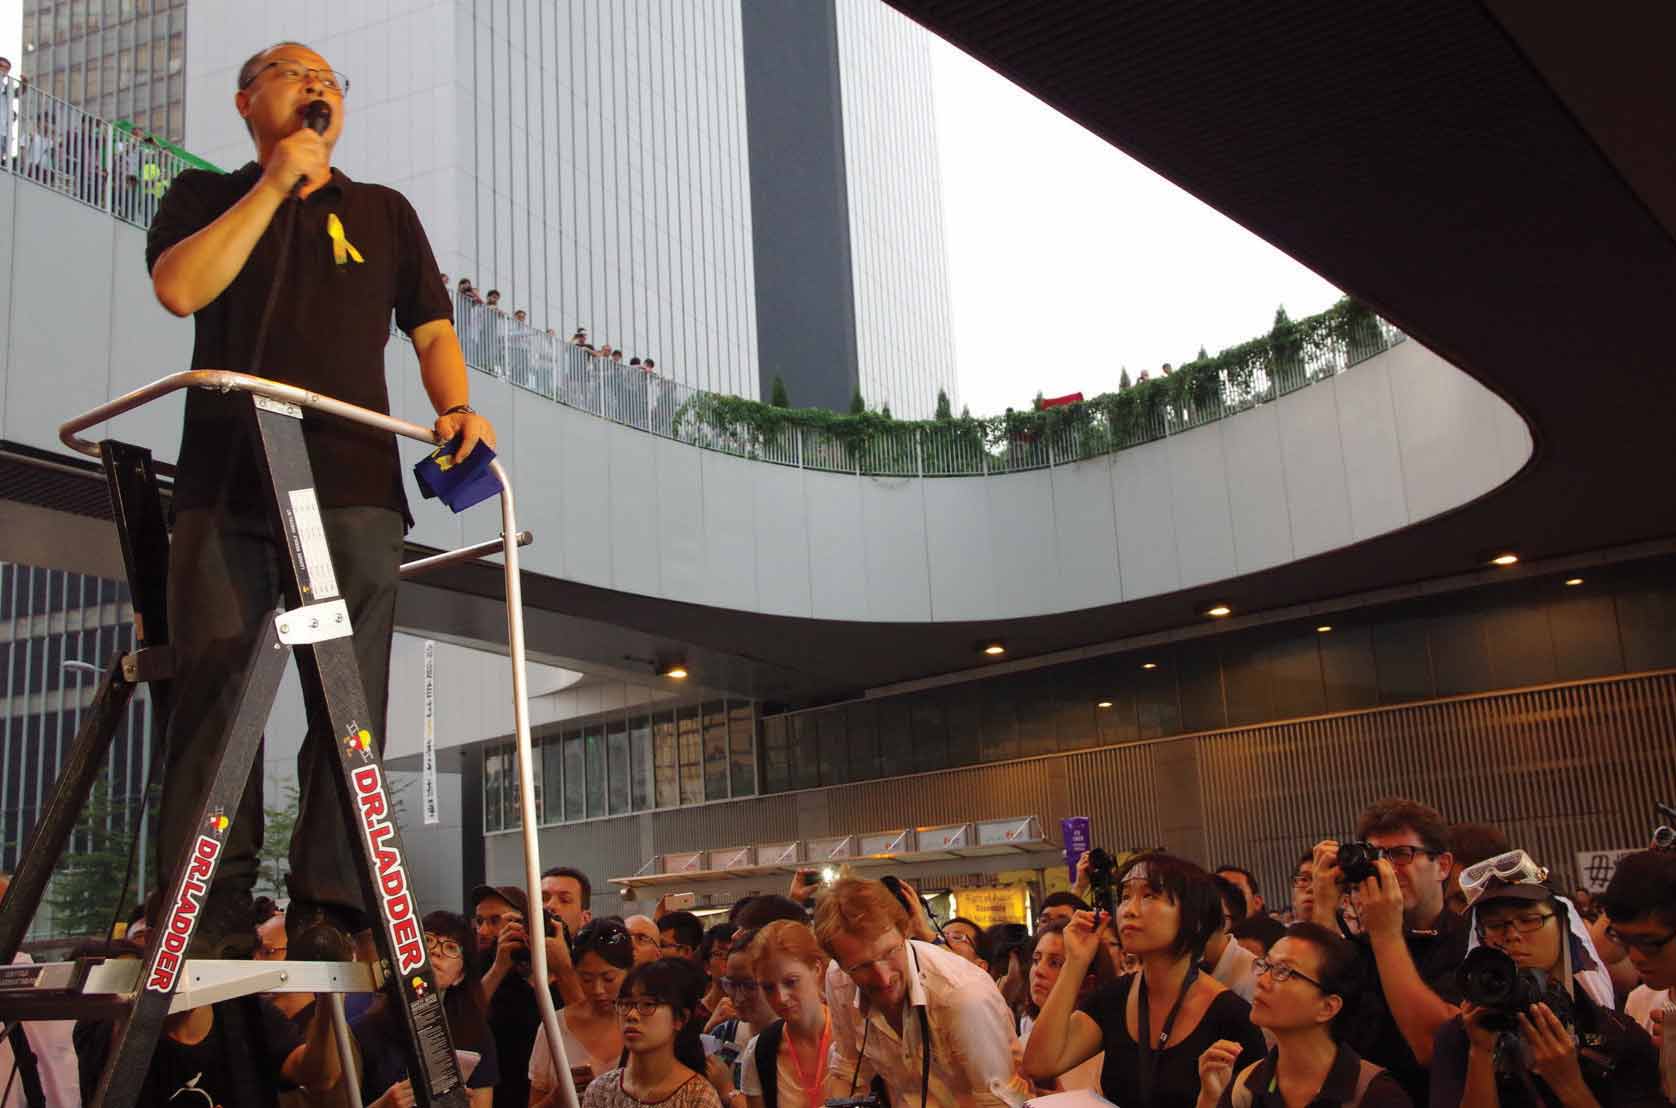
[0,372,577,1108]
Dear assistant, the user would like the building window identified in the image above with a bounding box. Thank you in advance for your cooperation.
[702,700,729,801]
[629,716,654,811]
[677,706,703,806]
[653,711,678,809]
[728,701,755,797]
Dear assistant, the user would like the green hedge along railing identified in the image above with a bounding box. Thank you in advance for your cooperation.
[654,298,1403,477]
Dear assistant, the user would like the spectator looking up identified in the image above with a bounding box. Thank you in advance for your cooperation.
[1216,866,1266,920]
[943,915,988,970]
[625,915,663,966]
[530,918,635,1108]
[816,876,1029,1107]
[1429,849,1659,1108]
[1197,922,1412,1108]
[1023,852,1264,1108]
[1020,918,1119,1094]
[580,958,720,1108]
[1309,798,1469,1104]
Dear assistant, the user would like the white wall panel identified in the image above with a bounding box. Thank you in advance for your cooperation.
[106,230,193,457]
[923,476,997,621]
[1050,460,1125,609]
[1277,376,1354,559]
[1221,403,1294,574]
[654,435,707,602]
[752,464,815,618]
[558,403,613,586]
[1334,360,1411,541]
[861,476,932,621]
[0,175,14,387]
[700,450,758,609]
[988,470,1061,619]
[804,470,868,620]
[1166,429,1238,589]
[4,190,116,453]
[1389,340,1506,522]
[606,432,663,597]
[1112,440,1182,601]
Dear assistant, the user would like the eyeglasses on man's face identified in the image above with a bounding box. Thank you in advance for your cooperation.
[241,60,351,97]
[1377,845,1441,866]
[614,997,667,1018]
[719,976,759,993]
[1605,922,1676,957]
[1254,956,1327,991]
[1476,912,1555,940]
[659,941,693,957]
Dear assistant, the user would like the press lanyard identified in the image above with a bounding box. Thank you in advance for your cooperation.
[1135,965,1199,1107]
[787,1011,831,1107]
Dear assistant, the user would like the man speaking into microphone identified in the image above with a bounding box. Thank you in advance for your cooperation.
[145,41,496,953]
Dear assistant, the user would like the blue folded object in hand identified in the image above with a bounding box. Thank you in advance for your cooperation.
[413,436,501,513]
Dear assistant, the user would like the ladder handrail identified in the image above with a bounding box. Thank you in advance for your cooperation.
[55,369,576,1108]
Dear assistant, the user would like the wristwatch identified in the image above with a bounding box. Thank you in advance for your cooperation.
[441,403,477,417]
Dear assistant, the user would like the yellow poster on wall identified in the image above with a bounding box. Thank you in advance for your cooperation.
[957,885,1029,928]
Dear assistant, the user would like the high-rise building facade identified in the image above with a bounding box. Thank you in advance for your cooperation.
[179,0,953,413]
[18,0,189,143]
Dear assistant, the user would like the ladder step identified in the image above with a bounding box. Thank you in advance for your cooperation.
[0,958,375,1021]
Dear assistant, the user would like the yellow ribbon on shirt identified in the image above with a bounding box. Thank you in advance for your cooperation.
[326,213,364,266]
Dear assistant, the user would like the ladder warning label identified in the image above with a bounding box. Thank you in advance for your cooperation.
[287,489,340,600]
[411,995,459,1092]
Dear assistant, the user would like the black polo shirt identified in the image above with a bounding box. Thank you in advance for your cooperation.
[1338,908,1469,1105]
[1222,1044,1411,1108]
[146,161,452,524]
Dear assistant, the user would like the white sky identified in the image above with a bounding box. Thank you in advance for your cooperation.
[0,3,1344,418]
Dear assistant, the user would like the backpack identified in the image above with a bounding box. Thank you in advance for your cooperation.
[754,1020,785,1108]
[1228,1056,1385,1108]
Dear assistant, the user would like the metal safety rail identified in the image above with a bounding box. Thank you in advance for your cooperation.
[50,370,575,1108]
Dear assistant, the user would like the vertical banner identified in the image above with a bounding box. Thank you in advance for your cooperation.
[422,640,439,825]
[1061,816,1091,885]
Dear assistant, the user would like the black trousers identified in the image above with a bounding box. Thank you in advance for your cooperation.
[157,501,404,914]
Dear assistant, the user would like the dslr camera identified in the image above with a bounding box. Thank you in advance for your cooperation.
[1085,847,1118,915]
[1336,841,1384,886]
[1457,947,1572,1033]
[508,908,570,968]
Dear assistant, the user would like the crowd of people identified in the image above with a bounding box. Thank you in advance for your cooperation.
[1,67,183,225]
[6,796,1675,1107]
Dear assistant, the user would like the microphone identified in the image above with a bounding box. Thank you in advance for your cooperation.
[292,100,332,194]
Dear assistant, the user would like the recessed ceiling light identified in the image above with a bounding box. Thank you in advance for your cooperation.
[1097,700,1114,709]
[1205,604,1233,618]
[982,642,1006,656]
[1316,625,1333,633]
[1141,662,1158,670]
[1490,553,1519,567]
[662,663,689,680]
[1564,577,1584,587]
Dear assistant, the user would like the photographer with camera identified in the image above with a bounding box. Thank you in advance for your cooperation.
[1429,850,1661,1108]
[1024,853,1263,1108]
[1307,798,1470,1102]
[816,876,1030,1107]
[475,884,566,1108]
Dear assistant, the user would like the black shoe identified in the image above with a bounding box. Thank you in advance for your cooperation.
[184,888,259,959]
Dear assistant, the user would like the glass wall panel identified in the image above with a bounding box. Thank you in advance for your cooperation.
[653,712,678,807]
[482,745,502,832]
[607,719,630,815]
[728,701,755,796]
[630,716,654,811]
[702,700,729,800]
[585,727,606,818]
[541,735,563,824]
[790,713,820,790]
[677,707,703,805]
[563,734,585,821]
[761,715,790,794]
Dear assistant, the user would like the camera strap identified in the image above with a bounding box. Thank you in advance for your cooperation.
[1136,965,1199,1108]
[850,984,933,1106]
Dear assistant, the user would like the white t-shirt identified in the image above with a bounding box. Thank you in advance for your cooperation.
[0,954,80,1108]
[530,1010,622,1088]
[737,1031,820,1108]
[1626,985,1672,1036]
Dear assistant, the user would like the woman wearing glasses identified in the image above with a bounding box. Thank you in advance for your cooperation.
[530,919,635,1107]
[1429,850,1662,1108]
[583,959,721,1108]
[1024,853,1265,1108]
[354,911,500,1107]
[1196,922,1410,1107]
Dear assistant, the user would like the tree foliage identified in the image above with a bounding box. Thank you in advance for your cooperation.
[935,388,952,420]
[46,778,146,937]
[770,375,790,408]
